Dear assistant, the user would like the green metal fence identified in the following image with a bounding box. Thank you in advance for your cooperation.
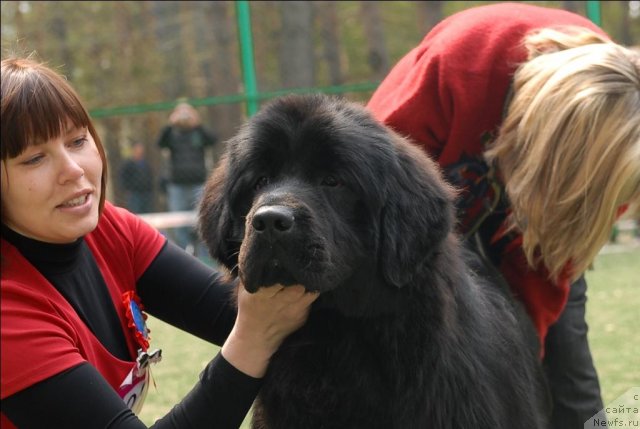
[89,0,603,120]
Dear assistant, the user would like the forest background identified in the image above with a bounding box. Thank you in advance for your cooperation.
[1,0,639,210]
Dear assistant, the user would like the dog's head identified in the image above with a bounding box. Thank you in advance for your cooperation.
[198,94,455,314]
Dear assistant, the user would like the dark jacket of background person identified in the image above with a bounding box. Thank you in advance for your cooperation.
[157,103,217,185]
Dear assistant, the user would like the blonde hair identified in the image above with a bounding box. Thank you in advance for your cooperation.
[485,28,640,282]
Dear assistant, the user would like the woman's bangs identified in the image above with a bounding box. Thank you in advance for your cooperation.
[3,73,90,160]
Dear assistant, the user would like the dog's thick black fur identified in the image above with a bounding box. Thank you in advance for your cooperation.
[198,94,549,429]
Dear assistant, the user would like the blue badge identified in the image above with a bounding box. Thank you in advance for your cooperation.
[129,300,149,339]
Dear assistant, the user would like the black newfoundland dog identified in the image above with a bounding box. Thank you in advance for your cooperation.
[198,94,548,429]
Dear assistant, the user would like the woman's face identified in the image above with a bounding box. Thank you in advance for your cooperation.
[1,123,102,243]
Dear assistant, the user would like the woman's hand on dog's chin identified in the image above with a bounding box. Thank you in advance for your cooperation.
[221,284,319,378]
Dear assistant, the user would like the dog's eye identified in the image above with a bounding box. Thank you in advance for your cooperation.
[254,176,269,190]
[321,175,341,187]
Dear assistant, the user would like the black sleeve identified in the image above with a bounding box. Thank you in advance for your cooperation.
[2,354,261,429]
[137,240,237,346]
[157,126,173,149]
[198,126,218,147]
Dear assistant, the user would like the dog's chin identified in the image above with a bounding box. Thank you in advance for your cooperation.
[238,259,339,294]
[239,263,298,293]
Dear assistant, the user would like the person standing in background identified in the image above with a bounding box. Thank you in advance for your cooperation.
[156,101,217,254]
[119,142,154,214]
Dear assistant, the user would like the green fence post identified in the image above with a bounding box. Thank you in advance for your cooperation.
[586,0,602,26]
[236,1,259,116]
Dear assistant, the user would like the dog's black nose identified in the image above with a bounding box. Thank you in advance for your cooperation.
[252,205,295,233]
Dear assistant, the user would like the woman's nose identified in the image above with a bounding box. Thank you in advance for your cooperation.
[58,153,85,184]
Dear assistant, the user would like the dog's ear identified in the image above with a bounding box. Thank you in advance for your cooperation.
[379,135,456,288]
[197,153,237,271]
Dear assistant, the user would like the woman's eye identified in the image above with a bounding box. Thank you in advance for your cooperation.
[321,175,341,187]
[22,154,45,166]
[69,137,88,148]
[254,176,269,190]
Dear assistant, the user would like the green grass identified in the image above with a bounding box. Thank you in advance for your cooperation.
[583,248,640,405]
[138,249,640,426]
[138,325,219,424]
[137,318,254,427]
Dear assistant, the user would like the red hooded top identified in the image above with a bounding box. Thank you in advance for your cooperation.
[367,2,607,347]
[1,203,166,428]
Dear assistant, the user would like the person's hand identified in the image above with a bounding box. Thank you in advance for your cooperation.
[221,284,319,378]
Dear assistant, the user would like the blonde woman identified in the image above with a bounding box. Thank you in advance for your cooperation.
[368,3,639,428]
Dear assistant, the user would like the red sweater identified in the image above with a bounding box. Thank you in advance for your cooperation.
[367,3,606,346]
[1,203,166,428]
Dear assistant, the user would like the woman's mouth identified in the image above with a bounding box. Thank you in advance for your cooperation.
[58,194,89,208]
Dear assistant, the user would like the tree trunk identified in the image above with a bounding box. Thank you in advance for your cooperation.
[562,1,582,13]
[279,1,315,89]
[150,1,188,99]
[416,1,443,35]
[619,0,632,45]
[201,1,243,151]
[361,1,389,80]
[51,7,75,79]
[316,1,343,86]
[101,116,122,203]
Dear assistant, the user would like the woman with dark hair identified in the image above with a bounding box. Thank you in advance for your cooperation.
[0,56,318,429]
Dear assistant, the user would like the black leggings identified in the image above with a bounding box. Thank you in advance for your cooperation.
[543,276,605,429]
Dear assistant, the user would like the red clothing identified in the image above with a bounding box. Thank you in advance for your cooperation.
[367,3,606,345]
[1,202,165,428]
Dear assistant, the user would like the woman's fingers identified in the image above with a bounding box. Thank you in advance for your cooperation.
[253,283,316,303]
